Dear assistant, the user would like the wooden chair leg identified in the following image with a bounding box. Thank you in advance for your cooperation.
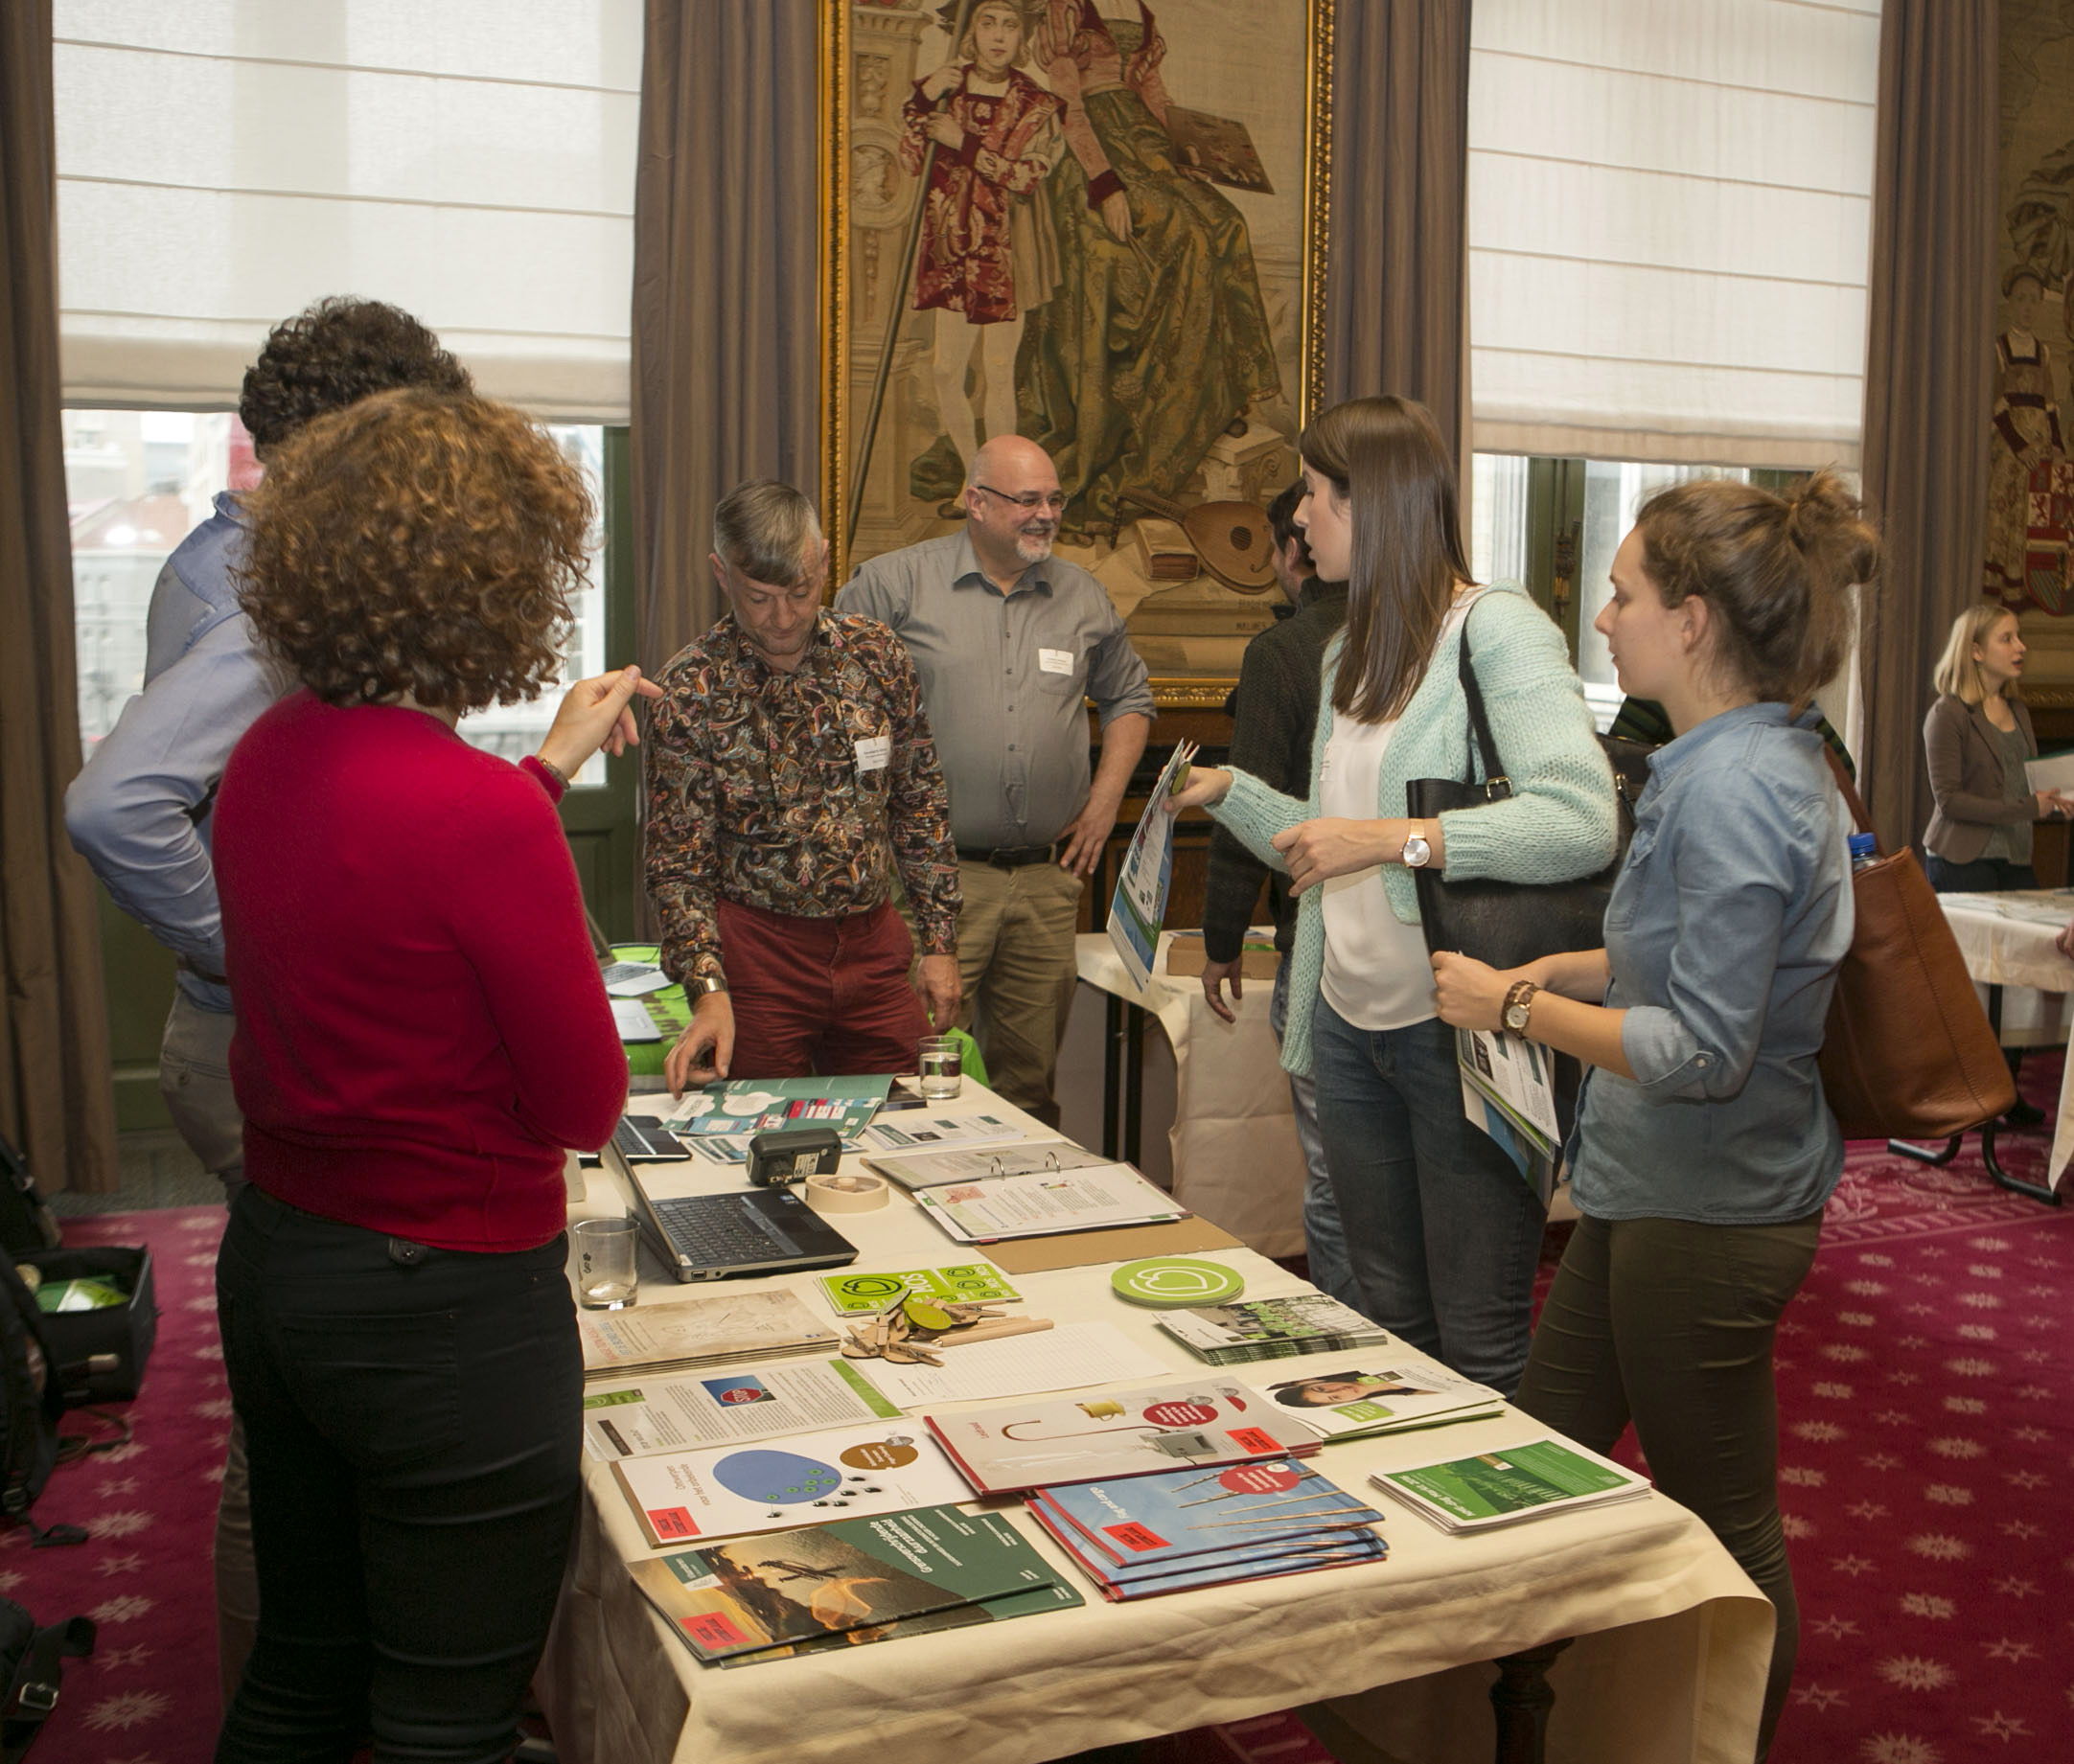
[1490,1638,1573,1764]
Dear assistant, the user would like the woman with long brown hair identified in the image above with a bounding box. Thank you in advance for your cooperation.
[1168,395,1615,1394]
[1433,472,1878,1755]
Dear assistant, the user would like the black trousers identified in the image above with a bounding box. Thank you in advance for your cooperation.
[215,1186,582,1764]
[1924,853,2038,892]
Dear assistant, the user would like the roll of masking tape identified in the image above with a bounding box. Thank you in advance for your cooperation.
[804,1171,889,1214]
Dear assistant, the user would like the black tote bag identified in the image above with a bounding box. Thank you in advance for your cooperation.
[1404,612,1650,972]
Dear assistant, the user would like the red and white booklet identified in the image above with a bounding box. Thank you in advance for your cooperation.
[925,1378,1318,1497]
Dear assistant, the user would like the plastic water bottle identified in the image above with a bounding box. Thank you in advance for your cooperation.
[1848,832,1878,872]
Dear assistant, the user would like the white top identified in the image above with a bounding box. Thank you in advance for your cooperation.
[1319,592,1483,1032]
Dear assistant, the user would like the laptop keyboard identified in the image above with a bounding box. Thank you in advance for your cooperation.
[649,1195,786,1269]
[613,1115,685,1160]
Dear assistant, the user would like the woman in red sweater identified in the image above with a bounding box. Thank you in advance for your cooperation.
[211,387,656,1762]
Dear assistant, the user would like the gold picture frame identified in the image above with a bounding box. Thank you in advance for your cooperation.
[820,0,1334,709]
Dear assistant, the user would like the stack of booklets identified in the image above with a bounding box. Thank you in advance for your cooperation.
[632,1502,1081,1666]
[1028,1459,1388,1600]
[925,1378,1317,1497]
[1157,1294,1392,1365]
[1370,1436,1650,1533]
[1260,1363,1504,1443]
[579,1290,841,1379]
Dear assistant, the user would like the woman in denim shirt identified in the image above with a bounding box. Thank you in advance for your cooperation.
[1434,472,1877,1758]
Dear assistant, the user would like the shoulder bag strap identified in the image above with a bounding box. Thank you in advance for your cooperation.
[1821,745,1877,847]
[1454,599,1506,790]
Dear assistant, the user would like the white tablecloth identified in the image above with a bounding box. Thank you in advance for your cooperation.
[1934,889,2074,1191]
[1074,930,1306,1257]
[539,1087,1771,1764]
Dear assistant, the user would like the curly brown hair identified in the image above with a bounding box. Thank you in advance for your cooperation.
[238,297,472,454]
[236,389,592,712]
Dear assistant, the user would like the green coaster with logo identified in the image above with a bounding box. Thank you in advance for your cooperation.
[1110,1257,1246,1308]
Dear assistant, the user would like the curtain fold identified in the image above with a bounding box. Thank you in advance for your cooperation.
[632,0,821,677]
[1856,0,1998,853]
[1,0,116,1193]
[1323,0,1471,461]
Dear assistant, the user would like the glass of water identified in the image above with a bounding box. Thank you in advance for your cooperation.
[917,1034,962,1101]
[574,1216,638,1309]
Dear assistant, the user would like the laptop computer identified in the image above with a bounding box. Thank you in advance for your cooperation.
[620,1159,860,1283]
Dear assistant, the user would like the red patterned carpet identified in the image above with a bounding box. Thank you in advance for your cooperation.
[12,1098,2073,1762]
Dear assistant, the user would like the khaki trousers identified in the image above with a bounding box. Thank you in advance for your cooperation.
[159,993,259,1711]
[951,859,1084,1123]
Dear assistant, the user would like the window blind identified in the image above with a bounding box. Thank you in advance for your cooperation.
[54,1,640,422]
[1467,0,1881,468]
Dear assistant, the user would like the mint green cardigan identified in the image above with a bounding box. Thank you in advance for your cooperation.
[1210,584,1617,1077]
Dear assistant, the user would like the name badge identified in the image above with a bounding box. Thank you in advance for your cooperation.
[855,734,892,773]
[1038,648,1074,676]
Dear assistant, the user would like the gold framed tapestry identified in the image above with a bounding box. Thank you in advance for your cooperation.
[820,0,1334,707]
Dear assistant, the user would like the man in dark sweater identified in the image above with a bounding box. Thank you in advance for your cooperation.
[1197,484,1359,1308]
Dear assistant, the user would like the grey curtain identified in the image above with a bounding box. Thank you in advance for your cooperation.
[1322,0,1472,463]
[1857,0,1998,853]
[1,0,117,1192]
[632,0,821,676]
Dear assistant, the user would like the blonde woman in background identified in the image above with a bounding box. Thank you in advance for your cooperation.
[1922,603,2069,896]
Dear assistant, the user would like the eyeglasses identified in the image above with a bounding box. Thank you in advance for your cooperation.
[971,483,1067,513]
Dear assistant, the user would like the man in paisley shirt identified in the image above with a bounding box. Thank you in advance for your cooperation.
[645,481,961,1090]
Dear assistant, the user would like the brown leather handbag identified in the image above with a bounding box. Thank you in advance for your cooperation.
[1817,755,2015,1139]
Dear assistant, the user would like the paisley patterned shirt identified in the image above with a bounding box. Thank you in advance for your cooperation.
[644,611,960,985]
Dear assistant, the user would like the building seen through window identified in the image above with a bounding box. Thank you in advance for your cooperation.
[63,412,610,784]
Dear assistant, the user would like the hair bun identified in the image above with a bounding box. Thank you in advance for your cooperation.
[1783,470,1880,590]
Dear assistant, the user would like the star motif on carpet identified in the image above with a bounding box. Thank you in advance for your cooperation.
[2004,1470,2049,1490]
[1924,1485,1973,1506]
[1894,1334,1927,1349]
[1877,1656,1953,1691]
[1845,1501,1887,1522]
[1778,1318,1809,1335]
[1971,1711,2030,1740]
[1884,1370,1920,1385]
[1837,1310,1876,1326]
[1925,1437,1986,1459]
[1820,1343,1872,1363]
[2013,1384,2051,1399]
[1957,1293,2002,1309]
[89,1511,156,1540]
[1990,1575,2039,1597]
[1793,1420,1847,1442]
[96,1476,139,1498]
[1794,1683,1848,1710]
[98,1645,151,1669]
[1902,1302,1938,1317]
[1858,1731,1941,1763]
[89,1595,155,1624]
[1813,1381,1855,1398]
[1861,1453,1903,1471]
[95,1552,146,1576]
[1981,1638,2038,1663]
[1942,1395,1986,1414]
[1831,1553,1878,1577]
[1898,1593,1954,1619]
[1999,1519,2042,1539]
[1942,1356,1996,1376]
[82,1688,172,1730]
[1810,1614,1863,1638]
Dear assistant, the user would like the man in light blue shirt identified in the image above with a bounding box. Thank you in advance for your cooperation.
[61,295,472,1707]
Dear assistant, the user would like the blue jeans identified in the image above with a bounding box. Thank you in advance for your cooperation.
[216,1187,583,1763]
[1269,962,1359,1312]
[1309,997,1549,1394]
[1925,854,2037,893]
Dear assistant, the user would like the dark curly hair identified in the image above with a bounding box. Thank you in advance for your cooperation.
[238,297,472,454]
[236,388,592,712]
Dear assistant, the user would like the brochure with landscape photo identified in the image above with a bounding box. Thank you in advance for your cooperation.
[629,1503,1063,1661]
[1157,1294,1393,1365]
[1370,1436,1650,1533]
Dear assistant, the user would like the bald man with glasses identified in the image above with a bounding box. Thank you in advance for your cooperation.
[839,435,1153,1123]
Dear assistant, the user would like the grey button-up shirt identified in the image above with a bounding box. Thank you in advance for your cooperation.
[838,531,1154,848]
[1568,703,1855,1226]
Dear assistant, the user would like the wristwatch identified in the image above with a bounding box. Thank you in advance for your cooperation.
[1502,980,1539,1035]
[1400,822,1433,869]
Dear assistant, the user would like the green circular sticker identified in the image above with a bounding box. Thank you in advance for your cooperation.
[1110,1257,1246,1308]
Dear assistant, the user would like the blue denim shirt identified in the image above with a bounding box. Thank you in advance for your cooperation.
[1567,703,1854,1225]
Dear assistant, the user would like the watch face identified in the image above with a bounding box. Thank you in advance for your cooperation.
[1402,836,1431,868]
[1505,1005,1528,1031]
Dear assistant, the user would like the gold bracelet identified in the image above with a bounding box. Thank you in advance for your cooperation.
[533,753,569,790]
